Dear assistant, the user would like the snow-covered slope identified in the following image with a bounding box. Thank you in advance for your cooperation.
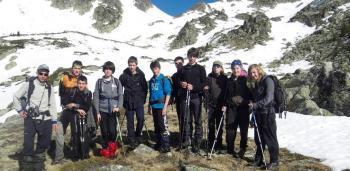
[248,112,350,171]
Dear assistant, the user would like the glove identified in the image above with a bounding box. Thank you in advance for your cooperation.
[232,96,243,106]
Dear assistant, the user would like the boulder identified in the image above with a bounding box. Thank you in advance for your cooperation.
[282,62,350,116]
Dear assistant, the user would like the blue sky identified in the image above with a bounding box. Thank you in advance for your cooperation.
[151,0,217,16]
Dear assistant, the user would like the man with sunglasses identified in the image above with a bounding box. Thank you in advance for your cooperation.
[53,60,83,164]
[13,64,57,170]
[171,56,184,141]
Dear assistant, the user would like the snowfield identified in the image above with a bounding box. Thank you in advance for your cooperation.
[249,113,350,171]
[1,0,349,170]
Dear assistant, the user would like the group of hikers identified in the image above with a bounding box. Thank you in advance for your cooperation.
[13,47,280,170]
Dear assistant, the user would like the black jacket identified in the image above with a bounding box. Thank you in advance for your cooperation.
[119,67,148,110]
[178,63,207,99]
[73,89,92,113]
[225,75,253,108]
[205,73,227,108]
[252,75,275,112]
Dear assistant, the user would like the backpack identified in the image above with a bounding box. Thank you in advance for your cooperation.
[97,77,120,96]
[149,76,172,105]
[161,76,173,93]
[21,76,52,108]
[269,75,287,118]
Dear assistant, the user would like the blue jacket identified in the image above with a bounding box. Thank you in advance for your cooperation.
[149,74,172,109]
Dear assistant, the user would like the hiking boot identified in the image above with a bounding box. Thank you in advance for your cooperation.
[160,147,171,153]
[238,149,246,159]
[226,148,234,155]
[51,158,69,165]
[262,161,279,170]
[192,145,200,153]
[232,151,239,158]
[251,159,264,167]
[153,143,161,151]
[181,141,191,149]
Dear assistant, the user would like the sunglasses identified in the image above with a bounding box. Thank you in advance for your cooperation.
[175,62,183,65]
[39,73,49,76]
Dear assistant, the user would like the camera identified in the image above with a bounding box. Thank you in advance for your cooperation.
[27,106,40,118]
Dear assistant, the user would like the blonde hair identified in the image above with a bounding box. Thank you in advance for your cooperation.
[248,64,266,81]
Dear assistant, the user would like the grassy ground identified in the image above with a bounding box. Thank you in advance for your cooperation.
[46,106,331,171]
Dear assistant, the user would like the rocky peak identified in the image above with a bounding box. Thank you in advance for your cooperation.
[134,0,153,12]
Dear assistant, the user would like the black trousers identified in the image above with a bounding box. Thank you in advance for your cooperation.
[71,114,90,159]
[226,106,250,153]
[207,105,224,148]
[175,100,182,137]
[22,118,52,156]
[254,111,279,163]
[126,106,144,143]
[100,112,117,148]
[59,109,74,135]
[181,97,203,146]
[152,108,170,149]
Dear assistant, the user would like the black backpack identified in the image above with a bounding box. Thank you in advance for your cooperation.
[269,75,287,118]
[21,76,52,109]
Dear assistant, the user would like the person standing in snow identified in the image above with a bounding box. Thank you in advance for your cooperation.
[248,64,279,169]
[94,61,123,158]
[119,56,148,149]
[222,59,252,158]
[203,61,227,152]
[13,64,57,170]
[148,61,172,153]
[178,47,207,153]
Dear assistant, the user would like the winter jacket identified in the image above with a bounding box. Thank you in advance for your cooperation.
[206,73,227,108]
[251,75,275,112]
[225,75,253,108]
[73,89,96,130]
[93,76,123,114]
[13,78,57,122]
[149,74,172,109]
[178,63,207,99]
[119,67,148,110]
[59,72,80,106]
[74,89,92,113]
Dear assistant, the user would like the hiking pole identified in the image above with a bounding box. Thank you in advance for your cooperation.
[120,111,126,130]
[203,90,209,155]
[208,110,225,159]
[143,116,152,142]
[180,90,190,149]
[80,116,86,159]
[115,112,124,144]
[252,112,267,169]
[115,112,126,158]
[74,114,79,157]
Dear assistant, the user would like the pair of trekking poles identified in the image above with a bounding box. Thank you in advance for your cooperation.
[178,89,225,159]
[74,115,87,159]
